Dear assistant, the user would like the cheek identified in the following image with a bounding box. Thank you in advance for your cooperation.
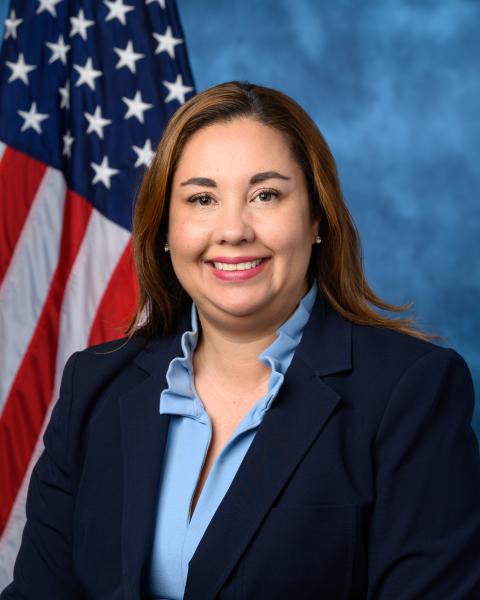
[169,214,209,258]
[257,212,313,257]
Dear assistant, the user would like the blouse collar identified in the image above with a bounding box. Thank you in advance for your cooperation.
[160,282,318,420]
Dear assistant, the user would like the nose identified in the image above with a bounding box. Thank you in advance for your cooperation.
[213,200,255,245]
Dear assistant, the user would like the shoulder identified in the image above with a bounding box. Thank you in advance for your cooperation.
[303,295,470,388]
[308,300,473,413]
[352,320,440,362]
[309,310,476,448]
[58,335,162,412]
[52,335,171,454]
[350,320,468,377]
[346,321,474,423]
[69,335,146,370]
[62,336,145,386]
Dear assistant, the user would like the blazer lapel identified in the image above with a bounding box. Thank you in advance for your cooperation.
[184,295,353,600]
[118,320,186,599]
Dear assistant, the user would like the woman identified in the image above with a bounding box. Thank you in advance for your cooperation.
[3,81,480,599]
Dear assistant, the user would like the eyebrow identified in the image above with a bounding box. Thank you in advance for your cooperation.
[180,176,216,187]
[180,171,291,187]
[250,171,291,184]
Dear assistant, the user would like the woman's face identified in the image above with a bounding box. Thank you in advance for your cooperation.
[168,117,319,330]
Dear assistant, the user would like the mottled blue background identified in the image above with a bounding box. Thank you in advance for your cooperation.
[1,1,479,435]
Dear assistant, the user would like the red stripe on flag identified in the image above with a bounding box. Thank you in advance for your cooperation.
[0,147,47,284]
[0,189,92,534]
[88,238,137,346]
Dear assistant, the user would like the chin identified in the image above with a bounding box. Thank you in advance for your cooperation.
[217,301,267,319]
[207,292,273,320]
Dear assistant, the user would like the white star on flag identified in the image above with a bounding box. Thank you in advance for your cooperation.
[146,0,166,8]
[153,26,183,59]
[46,35,71,65]
[59,81,70,109]
[36,0,63,17]
[162,74,193,105]
[18,102,49,134]
[91,156,120,188]
[6,53,36,85]
[70,9,95,40]
[85,106,112,139]
[4,9,23,40]
[74,57,102,91]
[132,139,155,167]
[114,41,144,73]
[62,130,74,157]
[104,0,134,26]
[122,91,153,123]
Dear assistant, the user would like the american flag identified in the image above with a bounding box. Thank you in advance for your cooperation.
[0,0,194,585]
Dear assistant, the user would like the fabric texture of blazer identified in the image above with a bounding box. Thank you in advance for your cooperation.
[2,293,480,600]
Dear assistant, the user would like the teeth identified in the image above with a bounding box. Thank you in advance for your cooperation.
[213,259,263,271]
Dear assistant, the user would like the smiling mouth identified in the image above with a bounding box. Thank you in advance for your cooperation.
[212,258,264,271]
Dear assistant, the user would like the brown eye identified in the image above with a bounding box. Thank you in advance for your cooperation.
[254,190,278,203]
[189,193,213,206]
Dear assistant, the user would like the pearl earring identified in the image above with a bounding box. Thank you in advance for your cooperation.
[315,235,322,244]
[164,242,169,252]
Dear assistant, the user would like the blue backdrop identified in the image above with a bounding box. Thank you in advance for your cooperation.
[1,1,479,435]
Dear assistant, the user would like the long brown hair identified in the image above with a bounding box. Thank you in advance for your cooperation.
[129,81,433,341]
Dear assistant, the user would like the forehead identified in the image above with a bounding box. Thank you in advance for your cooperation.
[174,118,300,179]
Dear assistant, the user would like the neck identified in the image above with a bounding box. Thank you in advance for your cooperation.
[193,287,309,390]
[193,316,276,391]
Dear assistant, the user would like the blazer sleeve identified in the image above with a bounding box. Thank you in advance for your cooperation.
[367,347,480,599]
[1,353,84,600]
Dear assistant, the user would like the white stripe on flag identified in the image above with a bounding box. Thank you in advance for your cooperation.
[52,207,131,399]
[0,141,6,162]
[0,207,130,588]
[0,168,66,412]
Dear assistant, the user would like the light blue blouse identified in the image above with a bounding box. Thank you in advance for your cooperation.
[149,283,317,600]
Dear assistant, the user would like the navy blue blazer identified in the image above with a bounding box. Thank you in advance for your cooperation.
[3,294,480,599]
